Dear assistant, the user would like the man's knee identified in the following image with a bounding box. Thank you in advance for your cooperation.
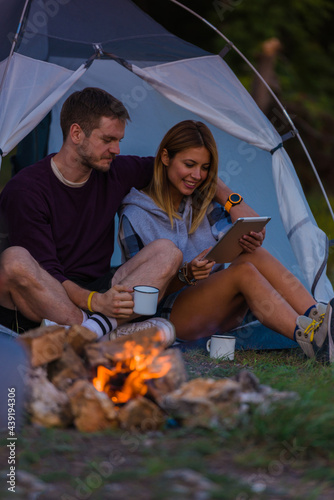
[150,239,183,272]
[1,247,37,282]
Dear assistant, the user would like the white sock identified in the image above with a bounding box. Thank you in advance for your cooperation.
[81,310,89,322]
[81,313,118,339]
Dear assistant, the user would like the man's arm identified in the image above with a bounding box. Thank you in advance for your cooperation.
[62,280,134,319]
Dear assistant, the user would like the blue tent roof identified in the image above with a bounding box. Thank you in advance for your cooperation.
[4,0,208,65]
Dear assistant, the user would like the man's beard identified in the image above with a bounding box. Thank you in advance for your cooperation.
[82,155,115,171]
[78,146,115,172]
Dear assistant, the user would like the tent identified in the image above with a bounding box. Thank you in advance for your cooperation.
[1,0,333,349]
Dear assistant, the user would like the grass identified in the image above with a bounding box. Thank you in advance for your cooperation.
[3,349,333,499]
[183,348,334,486]
[1,349,334,499]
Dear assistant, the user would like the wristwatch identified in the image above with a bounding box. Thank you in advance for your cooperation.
[224,193,243,213]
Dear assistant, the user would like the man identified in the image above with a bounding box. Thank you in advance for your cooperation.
[0,87,182,340]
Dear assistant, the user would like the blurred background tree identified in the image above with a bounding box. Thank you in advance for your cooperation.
[134,0,334,195]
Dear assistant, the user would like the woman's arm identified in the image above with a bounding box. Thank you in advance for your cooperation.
[214,178,265,252]
[214,177,259,221]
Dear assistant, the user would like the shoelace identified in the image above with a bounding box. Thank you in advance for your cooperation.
[304,319,320,342]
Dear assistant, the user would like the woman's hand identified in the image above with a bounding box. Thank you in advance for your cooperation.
[188,248,216,281]
[239,228,265,253]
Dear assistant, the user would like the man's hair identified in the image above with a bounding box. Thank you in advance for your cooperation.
[145,120,218,234]
[60,87,130,140]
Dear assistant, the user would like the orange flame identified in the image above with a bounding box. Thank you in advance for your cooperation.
[92,337,171,404]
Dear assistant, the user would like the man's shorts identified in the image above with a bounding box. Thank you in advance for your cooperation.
[0,305,41,334]
[69,266,120,293]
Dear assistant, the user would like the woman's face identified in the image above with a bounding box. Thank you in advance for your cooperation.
[162,146,211,208]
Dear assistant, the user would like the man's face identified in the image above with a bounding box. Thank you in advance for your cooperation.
[76,116,125,172]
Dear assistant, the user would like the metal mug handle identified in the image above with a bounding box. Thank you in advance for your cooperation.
[206,339,211,352]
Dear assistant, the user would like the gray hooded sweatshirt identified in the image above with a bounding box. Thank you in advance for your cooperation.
[118,188,230,265]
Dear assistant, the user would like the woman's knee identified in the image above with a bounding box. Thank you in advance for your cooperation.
[229,260,259,281]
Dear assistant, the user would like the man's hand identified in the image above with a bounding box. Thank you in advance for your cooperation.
[188,249,216,281]
[239,228,265,253]
[92,284,134,318]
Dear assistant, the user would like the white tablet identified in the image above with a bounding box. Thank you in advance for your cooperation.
[204,216,271,263]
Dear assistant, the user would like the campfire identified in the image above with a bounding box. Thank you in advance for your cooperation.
[92,334,172,404]
[18,324,296,433]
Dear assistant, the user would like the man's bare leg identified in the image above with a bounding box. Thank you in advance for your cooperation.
[0,240,182,332]
[104,239,183,327]
[0,247,83,325]
[112,239,183,297]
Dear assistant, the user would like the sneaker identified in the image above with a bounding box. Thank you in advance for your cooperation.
[107,317,176,348]
[309,302,327,323]
[295,300,334,363]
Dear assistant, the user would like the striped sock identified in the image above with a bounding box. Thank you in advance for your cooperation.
[82,313,117,339]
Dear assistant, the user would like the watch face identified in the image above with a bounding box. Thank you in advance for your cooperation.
[230,193,241,203]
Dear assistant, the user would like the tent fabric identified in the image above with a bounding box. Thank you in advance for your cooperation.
[0,0,332,349]
[133,55,278,149]
[15,0,208,64]
[0,53,87,169]
[272,148,333,301]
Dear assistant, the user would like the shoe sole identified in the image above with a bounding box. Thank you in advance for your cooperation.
[111,318,176,346]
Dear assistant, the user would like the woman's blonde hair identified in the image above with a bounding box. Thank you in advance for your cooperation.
[144,120,218,233]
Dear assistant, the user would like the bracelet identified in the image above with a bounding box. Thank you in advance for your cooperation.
[178,263,197,286]
[87,291,97,312]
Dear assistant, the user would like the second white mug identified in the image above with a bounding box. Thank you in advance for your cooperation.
[206,334,236,360]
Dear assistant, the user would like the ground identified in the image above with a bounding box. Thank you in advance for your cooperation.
[1,348,334,500]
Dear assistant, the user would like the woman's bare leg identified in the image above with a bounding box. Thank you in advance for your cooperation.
[235,247,315,314]
[170,261,300,341]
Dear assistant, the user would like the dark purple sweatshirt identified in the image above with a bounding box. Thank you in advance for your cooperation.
[0,154,153,283]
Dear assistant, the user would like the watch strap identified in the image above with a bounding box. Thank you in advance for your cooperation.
[224,193,243,213]
[224,200,233,213]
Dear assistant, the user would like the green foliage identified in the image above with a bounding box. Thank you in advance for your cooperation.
[307,192,334,284]
[206,0,334,110]
[137,0,334,112]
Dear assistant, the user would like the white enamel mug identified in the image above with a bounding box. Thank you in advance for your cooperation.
[206,334,236,360]
[133,285,159,315]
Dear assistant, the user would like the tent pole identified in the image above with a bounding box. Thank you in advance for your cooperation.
[168,0,334,224]
[0,0,31,95]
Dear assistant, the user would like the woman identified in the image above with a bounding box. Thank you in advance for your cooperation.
[118,120,333,363]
